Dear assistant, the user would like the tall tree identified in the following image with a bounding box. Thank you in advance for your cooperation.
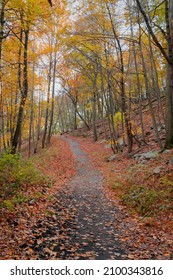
[135,0,173,148]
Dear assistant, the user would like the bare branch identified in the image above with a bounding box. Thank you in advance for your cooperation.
[135,0,171,64]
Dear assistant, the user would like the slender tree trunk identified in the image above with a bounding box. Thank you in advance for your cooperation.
[138,16,163,149]
[128,0,145,142]
[148,33,163,127]
[34,90,41,154]
[11,26,23,148]
[11,28,29,153]
[66,92,90,130]
[29,62,35,157]
[47,50,57,143]
[0,0,5,67]
[0,0,5,152]
[92,62,98,142]
[106,3,133,153]
[165,0,173,148]
[92,90,97,141]
[42,54,52,148]
[73,101,78,130]
[0,94,6,150]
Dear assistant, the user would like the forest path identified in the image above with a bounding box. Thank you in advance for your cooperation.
[57,137,127,259]
[31,136,128,259]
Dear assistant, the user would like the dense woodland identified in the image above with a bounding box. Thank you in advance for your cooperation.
[0,0,173,261]
[0,0,173,156]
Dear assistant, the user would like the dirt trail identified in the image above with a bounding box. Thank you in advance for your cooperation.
[60,137,127,259]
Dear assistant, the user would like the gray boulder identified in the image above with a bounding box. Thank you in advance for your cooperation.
[140,151,159,160]
[98,139,107,144]
[107,154,117,162]
[163,149,172,154]
[104,143,112,149]
[153,166,162,174]
[140,160,148,164]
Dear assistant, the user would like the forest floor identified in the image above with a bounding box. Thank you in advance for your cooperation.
[0,134,173,259]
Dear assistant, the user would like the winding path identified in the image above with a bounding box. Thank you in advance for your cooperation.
[62,138,127,259]
[32,137,127,259]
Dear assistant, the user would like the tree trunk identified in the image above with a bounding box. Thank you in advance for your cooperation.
[11,28,29,153]
[29,62,35,157]
[92,91,98,141]
[138,14,163,149]
[73,101,78,130]
[165,0,173,148]
[165,62,173,148]
[128,0,145,142]
[47,47,57,144]
[0,0,5,152]
[42,54,52,149]
[106,3,133,153]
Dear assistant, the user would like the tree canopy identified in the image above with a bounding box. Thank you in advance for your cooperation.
[0,0,173,155]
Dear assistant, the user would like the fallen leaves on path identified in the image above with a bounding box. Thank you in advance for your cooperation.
[72,135,173,259]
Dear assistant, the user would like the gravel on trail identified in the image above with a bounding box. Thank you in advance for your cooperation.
[31,137,128,260]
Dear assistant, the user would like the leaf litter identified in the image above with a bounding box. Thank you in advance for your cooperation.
[1,135,172,259]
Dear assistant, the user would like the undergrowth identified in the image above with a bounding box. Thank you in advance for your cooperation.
[121,172,173,216]
[0,150,51,210]
[108,163,173,216]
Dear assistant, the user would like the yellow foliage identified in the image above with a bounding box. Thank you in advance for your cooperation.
[85,102,92,111]
[113,112,123,128]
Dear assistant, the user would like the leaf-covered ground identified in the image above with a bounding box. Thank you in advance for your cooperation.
[0,135,173,259]
[0,136,76,259]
